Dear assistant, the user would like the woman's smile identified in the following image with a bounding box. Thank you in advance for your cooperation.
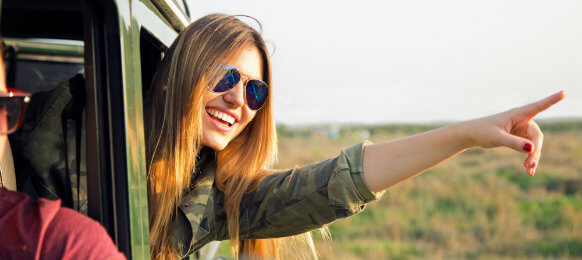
[205,106,239,131]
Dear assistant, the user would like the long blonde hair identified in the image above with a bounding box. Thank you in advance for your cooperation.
[145,14,316,259]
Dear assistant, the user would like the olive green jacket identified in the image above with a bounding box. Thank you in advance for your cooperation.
[171,141,384,256]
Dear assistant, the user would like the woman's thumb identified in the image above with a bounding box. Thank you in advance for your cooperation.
[497,131,533,154]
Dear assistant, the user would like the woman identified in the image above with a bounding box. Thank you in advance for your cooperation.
[145,14,564,259]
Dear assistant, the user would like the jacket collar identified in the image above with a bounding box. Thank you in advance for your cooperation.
[176,146,217,253]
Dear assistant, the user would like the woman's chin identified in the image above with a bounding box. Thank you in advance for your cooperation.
[208,144,227,151]
[202,136,229,151]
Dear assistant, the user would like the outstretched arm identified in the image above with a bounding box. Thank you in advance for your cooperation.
[363,91,566,193]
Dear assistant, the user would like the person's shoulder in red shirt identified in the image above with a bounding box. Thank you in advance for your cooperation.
[0,188,126,260]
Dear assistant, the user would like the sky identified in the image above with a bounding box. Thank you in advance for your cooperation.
[187,0,581,125]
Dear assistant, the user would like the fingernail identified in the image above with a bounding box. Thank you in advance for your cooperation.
[523,143,532,153]
[531,161,536,168]
[532,168,536,176]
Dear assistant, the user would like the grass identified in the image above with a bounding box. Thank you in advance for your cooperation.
[213,121,582,259]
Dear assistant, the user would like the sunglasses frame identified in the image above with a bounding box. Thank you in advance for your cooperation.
[212,65,269,111]
[0,88,31,134]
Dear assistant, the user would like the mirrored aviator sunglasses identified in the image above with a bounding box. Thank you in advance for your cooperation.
[213,65,268,111]
[0,88,31,134]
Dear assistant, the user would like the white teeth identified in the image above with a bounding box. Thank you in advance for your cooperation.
[207,108,235,125]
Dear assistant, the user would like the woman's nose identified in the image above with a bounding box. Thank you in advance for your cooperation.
[223,80,245,108]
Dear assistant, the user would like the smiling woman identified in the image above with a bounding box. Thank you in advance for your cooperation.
[143,13,565,260]
[144,14,281,259]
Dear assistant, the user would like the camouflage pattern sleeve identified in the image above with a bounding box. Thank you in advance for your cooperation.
[232,141,385,239]
[173,142,385,255]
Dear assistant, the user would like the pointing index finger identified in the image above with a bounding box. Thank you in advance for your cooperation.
[520,91,565,118]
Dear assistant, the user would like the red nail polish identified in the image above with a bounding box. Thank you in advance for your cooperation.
[523,143,532,153]
[531,161,536,168]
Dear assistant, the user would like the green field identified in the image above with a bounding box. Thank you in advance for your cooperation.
[218,120,582,259]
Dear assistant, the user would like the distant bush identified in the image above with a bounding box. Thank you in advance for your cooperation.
[527,239,582,257]
[520,198,575,231]
[539,120,582,133]
[277,120,582,140]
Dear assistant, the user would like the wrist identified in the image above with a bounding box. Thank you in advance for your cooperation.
[451,120,476,150]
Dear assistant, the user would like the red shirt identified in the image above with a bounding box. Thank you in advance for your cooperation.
[0,188,126,260]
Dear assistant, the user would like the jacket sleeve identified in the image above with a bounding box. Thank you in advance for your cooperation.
[222,141,385,239]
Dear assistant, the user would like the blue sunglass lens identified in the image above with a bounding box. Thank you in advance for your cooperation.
[213,66,240,92]
[246,80,268,110]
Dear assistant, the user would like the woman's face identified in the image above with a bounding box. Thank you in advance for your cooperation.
[201,46,263,151]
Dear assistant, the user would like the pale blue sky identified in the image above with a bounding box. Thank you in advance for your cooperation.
[188,0,581,124]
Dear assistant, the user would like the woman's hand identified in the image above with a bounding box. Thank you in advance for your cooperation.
[462,91,565,176]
